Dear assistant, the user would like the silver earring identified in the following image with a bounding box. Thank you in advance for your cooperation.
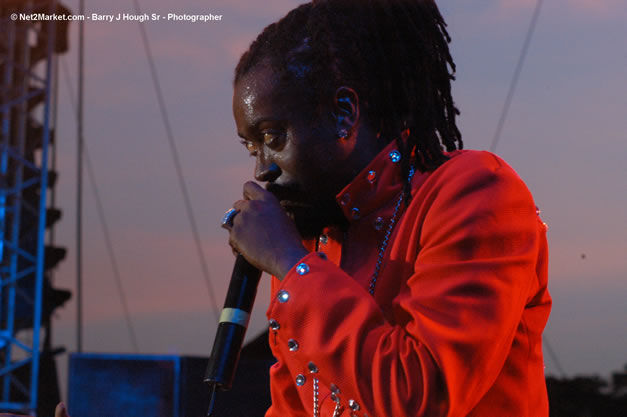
[337,128,348,139]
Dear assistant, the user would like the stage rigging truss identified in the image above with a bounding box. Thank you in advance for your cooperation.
[1,0,62,413]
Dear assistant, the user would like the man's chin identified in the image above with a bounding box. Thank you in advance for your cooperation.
[280,200,311,209]
[287,203,347,239]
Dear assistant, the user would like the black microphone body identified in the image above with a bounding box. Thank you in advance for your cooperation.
[204,254,262,392]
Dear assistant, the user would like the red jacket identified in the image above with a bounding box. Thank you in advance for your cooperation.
[265,142,551,417]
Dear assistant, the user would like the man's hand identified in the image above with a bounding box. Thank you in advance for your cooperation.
[226,182,309,279]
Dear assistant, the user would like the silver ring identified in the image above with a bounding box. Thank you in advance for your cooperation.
[221,208,239,229]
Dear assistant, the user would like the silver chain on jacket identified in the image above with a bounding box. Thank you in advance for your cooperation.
[312,165,416,417]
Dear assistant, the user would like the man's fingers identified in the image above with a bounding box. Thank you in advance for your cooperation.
[232,200,246,211]
[242,181,271,201]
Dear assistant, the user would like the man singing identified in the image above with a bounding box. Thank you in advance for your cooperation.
[222,0,551,416]
[6,1,551,416]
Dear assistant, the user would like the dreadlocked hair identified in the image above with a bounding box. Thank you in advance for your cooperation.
[235,0,462,204]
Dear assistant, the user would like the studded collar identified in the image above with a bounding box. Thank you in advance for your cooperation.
[335,137,413,223]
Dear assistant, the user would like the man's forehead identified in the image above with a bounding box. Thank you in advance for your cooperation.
[235,62,279,93]
[234,68,296,121]
[235,67,278,103]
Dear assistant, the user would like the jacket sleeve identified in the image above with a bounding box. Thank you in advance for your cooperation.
[264,359,309,417]
[264,266,310,417]
[265,152,543,417]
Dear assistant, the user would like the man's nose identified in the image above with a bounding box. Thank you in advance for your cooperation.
[254,156,280,183]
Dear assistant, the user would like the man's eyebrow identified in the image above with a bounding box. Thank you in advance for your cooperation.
[239,117,283,140]
[251,117,281,127]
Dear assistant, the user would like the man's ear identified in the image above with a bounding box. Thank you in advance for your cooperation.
[333,86,360,138]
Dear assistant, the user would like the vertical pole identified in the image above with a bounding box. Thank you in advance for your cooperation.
[0,18,17,407]
[30,8,58,413]
[76,0,85,354]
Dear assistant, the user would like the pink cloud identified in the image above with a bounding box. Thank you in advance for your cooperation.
[226,35,256,62]
[496,0,626,16]
[498,0,537,10]
[569,0,623,13]
[201,0,300,18]
[462,0,627,30]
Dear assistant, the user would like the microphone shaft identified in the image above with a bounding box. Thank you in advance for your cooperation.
[204,254,262,392]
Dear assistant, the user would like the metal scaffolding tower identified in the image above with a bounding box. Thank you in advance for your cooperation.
[0,1,61,414]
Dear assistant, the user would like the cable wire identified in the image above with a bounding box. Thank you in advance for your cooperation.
[62,58,140,353]
[83,144,140,353]
[131,0,220,321]
[490,0,544,152]
[485,0,568,378]
[543,335,567,378]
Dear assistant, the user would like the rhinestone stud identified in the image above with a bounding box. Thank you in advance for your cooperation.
[341,193,351,206]
[296,263,310,275]
[348,399,360,411]
[389,150,401,163]
[374,216,385,231]
[319,234,329,245]
[296,374,306,386]
[330,384,340,394]
[367,170,377,184]
[277,290,290,303]
[308,362,319,373]
[288,339,299,352]
[351,207,361,220]
[268,319,280,330]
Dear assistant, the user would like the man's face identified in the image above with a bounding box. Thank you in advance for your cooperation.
[232,64,349,237]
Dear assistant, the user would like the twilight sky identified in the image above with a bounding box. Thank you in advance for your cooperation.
[39,0,627,398]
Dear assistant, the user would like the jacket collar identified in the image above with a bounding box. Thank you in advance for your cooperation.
[335,138,408,223]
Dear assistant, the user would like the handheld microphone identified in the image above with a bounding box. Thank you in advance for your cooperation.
[204,254,262,416]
